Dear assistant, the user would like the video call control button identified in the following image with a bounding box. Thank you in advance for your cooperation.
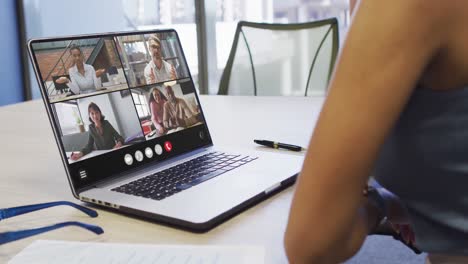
[164,141,172,152]
[124,154,133,165]
[154,144,163,155]
[79,169,88,179]
[145,147,154,158]
[135,150,144,162]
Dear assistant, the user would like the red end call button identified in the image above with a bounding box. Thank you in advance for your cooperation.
[164,141,172,152]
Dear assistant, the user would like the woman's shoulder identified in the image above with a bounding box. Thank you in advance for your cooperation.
[357,0,465,28]
[353,0,467,55]
[88,123,96,132]
[102,119,112,126]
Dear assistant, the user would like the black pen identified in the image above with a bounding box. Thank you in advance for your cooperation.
[254,139,305,152]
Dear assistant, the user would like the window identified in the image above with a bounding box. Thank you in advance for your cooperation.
[54,102,83,136]
[22,0,348,98]
[212,0,349,93]
[131,91,149,117]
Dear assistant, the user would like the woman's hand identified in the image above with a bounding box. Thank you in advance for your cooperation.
[70,152,83,161]
[155,124,165,135]
[95,68,106,78]
[377,188,416,245]
[381,189,408,223]
[56,76,70,84]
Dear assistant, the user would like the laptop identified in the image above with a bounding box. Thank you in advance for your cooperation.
[27,29,303,232]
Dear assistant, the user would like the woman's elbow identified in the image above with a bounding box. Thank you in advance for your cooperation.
[284,228,327,263]
[284,234,312,263]
[284,229,363,264]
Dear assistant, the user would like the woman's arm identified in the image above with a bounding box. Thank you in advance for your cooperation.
[80,128,95,156]
[67,69,80,94]
[150,102,164,131]
[284,1,454,263]
[106,121,124,146]
[89,65,102,89]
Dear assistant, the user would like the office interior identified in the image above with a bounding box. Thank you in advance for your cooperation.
[1,1,429,263]
[1,0,350,107]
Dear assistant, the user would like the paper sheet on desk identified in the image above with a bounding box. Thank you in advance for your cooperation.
[8,240,265,264]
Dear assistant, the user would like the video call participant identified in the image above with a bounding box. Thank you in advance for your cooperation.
[163,85,197,129]
[70,102,124,161]
[148,87,167,136]
[56,45,106,94]
[144,35,177,85]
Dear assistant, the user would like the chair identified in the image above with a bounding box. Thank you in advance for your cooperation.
[218,18,339,96]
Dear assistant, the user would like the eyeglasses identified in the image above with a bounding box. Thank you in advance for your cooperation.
[0,201,104,245]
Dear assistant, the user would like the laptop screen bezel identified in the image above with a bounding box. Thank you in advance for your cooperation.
[27,29,214,195]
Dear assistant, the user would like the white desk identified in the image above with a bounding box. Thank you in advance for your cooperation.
[0,95,325,263]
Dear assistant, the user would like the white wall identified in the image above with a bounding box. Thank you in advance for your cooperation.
[109,92,142,139]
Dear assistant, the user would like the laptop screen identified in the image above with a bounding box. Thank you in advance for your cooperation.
[29,30,212,191]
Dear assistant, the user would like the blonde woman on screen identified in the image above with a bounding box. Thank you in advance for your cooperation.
[148,87,167,136]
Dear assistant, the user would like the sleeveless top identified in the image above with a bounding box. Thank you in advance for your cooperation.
[374,86,468,254]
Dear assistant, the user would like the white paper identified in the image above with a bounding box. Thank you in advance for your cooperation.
[8,240,265,264]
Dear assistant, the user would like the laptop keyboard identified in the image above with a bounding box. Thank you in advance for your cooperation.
[111,152,257,201]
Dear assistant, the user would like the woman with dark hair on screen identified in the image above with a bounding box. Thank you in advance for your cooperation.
[148,87,167,136]
[284,1,468,263]
[56,45,106,94]
[70,102,124,161]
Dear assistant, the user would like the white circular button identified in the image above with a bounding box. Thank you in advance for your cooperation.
[135,150,144,162]
[145,147,153,158]
[154,144,163,155]
[124,154,133,165]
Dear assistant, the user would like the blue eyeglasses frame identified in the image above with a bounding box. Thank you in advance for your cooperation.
[0,201,103,245]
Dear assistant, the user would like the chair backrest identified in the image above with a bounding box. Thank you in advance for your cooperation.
[218,18,339,96]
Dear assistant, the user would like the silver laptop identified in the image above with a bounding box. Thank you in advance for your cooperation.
[28,29,303,232]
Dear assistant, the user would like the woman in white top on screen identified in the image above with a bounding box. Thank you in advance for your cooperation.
[56,45,105,94]
[144,35,177,85]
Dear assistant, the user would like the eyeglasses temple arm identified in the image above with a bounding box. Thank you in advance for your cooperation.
[0,221,104,245]
[0,201,98,221]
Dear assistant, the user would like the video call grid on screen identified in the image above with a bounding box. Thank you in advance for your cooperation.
[30,30,212,189]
